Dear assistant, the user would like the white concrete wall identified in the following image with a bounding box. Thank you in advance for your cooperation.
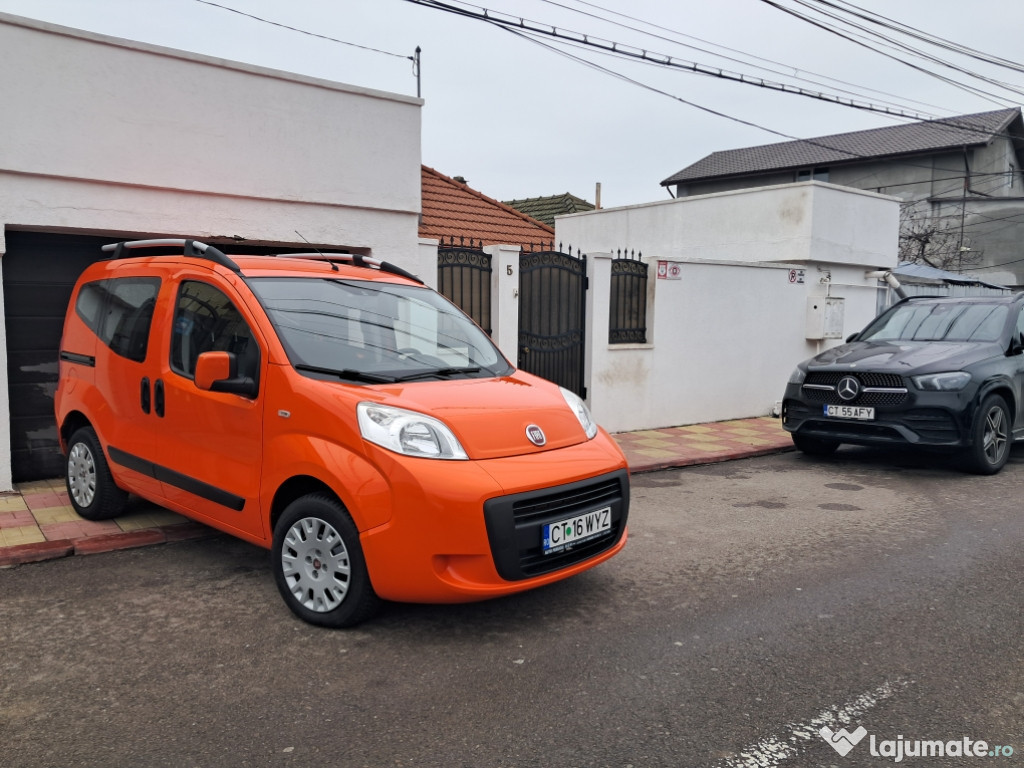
[0,13,423,490]
[0,13,422,259]
[558,181,896,268]
[556,183,900,433]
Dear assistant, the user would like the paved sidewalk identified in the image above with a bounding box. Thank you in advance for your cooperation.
[0,416,792,568]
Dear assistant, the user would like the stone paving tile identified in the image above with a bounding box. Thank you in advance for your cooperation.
[40,519,122,540]
[0,494,29,512]
[0,510,37,528]
[30,506,81,525]
[117,510,191,531]
[0,525,46,547]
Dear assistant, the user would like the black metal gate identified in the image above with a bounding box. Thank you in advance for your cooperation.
[436,239,492,335]
[518,247,587,397]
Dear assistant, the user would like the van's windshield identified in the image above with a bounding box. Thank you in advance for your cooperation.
[248,277,512,382]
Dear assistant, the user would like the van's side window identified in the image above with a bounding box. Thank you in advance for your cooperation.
[170,281,260,386]
[75,277,161,363]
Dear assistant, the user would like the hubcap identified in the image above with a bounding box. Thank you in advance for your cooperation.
[281,516,351,612]
[982,405,1008,464]
[67,442,97,508]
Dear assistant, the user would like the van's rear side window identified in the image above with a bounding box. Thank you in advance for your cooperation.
[75,277,161,362]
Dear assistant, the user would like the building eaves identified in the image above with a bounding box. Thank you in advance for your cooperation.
[661,108,1023,187]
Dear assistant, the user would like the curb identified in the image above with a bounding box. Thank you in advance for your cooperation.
[0,522,216,568]
[0,539,75,567]
[626,444,795,475]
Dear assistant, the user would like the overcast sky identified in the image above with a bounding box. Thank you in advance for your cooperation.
[1,0,1022,209]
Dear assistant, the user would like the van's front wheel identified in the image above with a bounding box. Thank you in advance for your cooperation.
[272,494,379,628]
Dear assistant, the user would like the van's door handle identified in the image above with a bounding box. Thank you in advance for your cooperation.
[154,379,165,418]
[140,377,151,414]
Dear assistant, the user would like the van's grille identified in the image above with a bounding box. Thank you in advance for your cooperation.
[484,470,629,580]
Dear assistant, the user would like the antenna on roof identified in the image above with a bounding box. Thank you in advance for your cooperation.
[294,230,337,271]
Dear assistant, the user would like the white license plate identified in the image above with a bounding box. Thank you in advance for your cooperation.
[542,507,612,554]
[824,404,875,420]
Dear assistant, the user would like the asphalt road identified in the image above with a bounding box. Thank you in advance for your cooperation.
[2,446,1022,768]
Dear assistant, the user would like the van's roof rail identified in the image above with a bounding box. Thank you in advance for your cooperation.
[276,253,423,284]
[101,239,241,274]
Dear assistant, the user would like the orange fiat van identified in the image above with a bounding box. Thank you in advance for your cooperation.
[55,240,629,626]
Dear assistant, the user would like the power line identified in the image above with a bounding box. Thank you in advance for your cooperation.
[808,0,1024,76]
[791,0,1024,99]
[533,0,950,117]
[759,0,1023,106]
[193,0,414,61]
[402,0,933,120]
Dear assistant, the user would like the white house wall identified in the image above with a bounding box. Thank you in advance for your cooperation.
[556,183,899,433]
[0,14,421,257]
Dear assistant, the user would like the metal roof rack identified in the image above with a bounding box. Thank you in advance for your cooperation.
[101,239,241,274]
[276,253,424,284]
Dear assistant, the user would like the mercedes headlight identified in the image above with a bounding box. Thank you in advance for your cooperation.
[911,371,971,392]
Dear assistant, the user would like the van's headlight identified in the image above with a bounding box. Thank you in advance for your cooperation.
[561,387,598,439]
[357,403,468,460]
[911,371,971,391]
[789,367,807,385]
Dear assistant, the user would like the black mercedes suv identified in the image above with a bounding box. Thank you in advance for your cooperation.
[782,294,1024,474]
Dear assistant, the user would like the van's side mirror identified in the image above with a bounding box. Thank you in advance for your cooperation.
[195,351,258,398]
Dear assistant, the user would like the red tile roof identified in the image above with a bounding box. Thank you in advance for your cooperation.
[420,166,554,248]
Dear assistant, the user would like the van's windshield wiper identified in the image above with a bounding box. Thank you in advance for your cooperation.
[394,366,483,382]
[294,364,396,384]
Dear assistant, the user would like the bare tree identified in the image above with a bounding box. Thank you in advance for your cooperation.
[899,203,982,272]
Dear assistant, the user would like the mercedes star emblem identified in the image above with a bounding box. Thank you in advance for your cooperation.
[837,376,861,402]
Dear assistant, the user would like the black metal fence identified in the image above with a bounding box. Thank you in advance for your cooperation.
[609,250,648,344]
[436,237,492,335]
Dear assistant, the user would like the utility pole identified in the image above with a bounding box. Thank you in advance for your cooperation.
[414,47,421,99]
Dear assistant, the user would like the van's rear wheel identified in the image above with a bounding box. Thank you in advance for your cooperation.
[272,494,379,628]
[65,427,128,520]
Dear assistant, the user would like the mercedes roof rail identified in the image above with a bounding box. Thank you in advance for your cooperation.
[101,239,241,274]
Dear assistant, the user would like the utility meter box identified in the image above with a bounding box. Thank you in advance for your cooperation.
[806,296,845,340]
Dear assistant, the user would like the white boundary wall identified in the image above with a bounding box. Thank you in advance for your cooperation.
[555,182,900,433]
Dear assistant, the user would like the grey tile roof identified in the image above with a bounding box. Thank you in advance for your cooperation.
[661,108,1023,186]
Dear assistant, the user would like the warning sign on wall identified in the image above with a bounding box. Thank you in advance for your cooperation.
[657,261,682,280]
[788,269,806,284]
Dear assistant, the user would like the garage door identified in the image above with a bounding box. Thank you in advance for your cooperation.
[3,231,114,481]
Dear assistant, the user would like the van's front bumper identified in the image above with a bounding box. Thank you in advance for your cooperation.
[358,434,629,603]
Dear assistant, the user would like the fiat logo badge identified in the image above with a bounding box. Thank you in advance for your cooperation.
[526,425,546,446]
